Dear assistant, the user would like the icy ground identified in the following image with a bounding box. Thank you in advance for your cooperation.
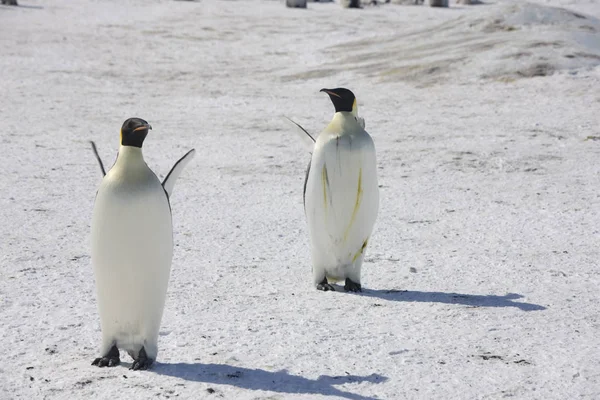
[0,0,599,399]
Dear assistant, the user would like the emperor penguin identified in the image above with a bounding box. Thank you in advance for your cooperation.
[90,118,195,370]
[304,88,379,292]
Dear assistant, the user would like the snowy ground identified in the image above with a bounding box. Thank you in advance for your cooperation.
[1,0,600,398]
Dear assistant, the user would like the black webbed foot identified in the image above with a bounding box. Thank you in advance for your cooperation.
[130,347,153,371]
[344,278,362,292]
[92,345,120,367]
[317,277,336,292]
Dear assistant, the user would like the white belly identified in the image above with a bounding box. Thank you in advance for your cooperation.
[91,171,172,357]
[305,130,379,282]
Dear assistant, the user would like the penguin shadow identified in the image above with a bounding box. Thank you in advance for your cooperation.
[1,4,44,9]
[358,290,546,312]
[153,362,387,400]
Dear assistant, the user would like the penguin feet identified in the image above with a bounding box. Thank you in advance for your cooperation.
[130,347,154,371]
[316,277,336,292]
[92,345,120,368]
[344,278,362,293]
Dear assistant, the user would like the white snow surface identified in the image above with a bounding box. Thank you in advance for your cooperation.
[1,0,599,399]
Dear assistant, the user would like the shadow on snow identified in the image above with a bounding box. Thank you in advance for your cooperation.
[359,289,546,311]
[154,363,387,400]
[1,4,44,9]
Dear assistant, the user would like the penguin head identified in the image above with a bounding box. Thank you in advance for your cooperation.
[320,88,358,117]
[120,117,152,148]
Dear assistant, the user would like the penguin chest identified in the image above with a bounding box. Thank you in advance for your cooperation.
[91,174,173,275]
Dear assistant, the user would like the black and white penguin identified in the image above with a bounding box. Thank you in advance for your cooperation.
[303,88,379,292]
[90,118,195,370]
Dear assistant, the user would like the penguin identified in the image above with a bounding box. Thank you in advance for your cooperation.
[286,0,307,8]
[303,88,379,292]
[90,118,195,370]
[340,0,361,8]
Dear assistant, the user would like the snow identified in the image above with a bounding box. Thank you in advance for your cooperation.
[1,0,599,399]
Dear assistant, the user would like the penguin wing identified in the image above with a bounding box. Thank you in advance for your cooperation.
[303,157,312,210]
[284,116,316,152]
[356,116,366,129]
[162,148,196,198]
[90,141,106,177]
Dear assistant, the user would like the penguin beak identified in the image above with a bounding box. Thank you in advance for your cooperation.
[320,88,341,98]
[133,124,152,132]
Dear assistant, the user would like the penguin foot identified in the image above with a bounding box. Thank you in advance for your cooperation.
[344,278,362,292]
[92,345,120,368]
[130,347,153,371]
[317,277,335,292]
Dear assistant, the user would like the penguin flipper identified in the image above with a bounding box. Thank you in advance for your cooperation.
[162,148,196,198]
[284,116,316,152]
[356,116,366,129]
[90,141,106,177]
[303,158,311,210]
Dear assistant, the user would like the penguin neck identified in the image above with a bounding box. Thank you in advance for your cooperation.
[329,111,359,132]
[116,145,146,167]
[333,111,356,120]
